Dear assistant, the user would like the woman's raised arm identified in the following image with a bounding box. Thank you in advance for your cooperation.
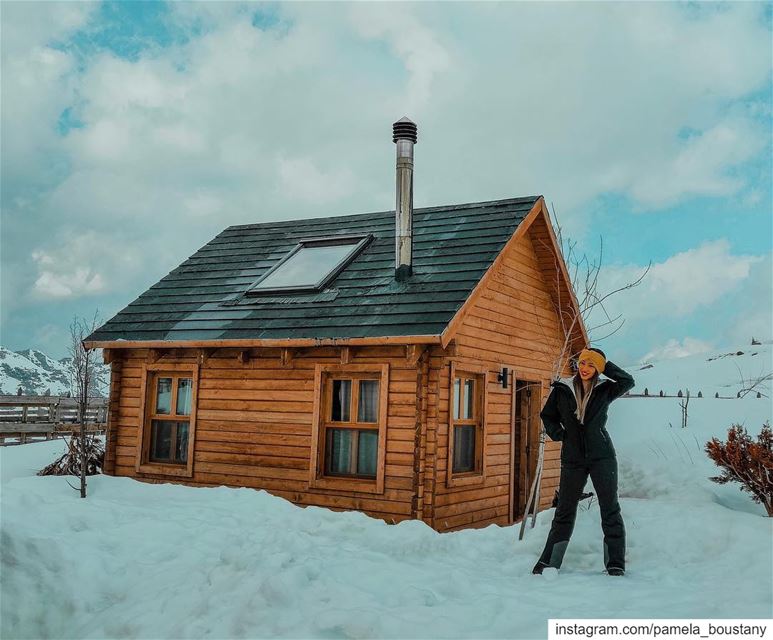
[603,361,635,401]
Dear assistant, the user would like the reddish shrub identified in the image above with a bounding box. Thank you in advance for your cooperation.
[706,423,773,516]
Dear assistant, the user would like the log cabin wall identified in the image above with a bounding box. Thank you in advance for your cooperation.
[108,345,426,524]
[429,225,567,532]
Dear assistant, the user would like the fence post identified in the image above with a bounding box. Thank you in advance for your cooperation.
[21,405,28,423]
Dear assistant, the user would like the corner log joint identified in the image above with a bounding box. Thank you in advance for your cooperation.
[405,344,426,367]
[102,348,120,365]
[197,348,216,366]
[280,348,295,368]
[147,348,167,364]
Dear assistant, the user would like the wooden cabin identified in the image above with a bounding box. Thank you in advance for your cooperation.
[85,121,588,532]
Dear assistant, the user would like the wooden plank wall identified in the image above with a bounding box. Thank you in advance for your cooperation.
[429,227,567,532]
[110,346,420,524]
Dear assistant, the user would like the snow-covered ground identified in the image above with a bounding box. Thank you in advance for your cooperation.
[2,347,772,639]
[629,341,772,399]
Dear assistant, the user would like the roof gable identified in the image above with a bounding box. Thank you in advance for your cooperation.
[440,198,588,353]
[86,196,542,346]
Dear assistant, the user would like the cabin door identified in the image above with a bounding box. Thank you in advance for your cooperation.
[511,379,542,522]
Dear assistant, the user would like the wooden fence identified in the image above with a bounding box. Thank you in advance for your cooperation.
[623,392,761,399]
[0,395,108,445]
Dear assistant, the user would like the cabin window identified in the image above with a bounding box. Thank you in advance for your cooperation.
[136,363,199,477]
[147,373,193,464]
[247,235,371,295]
[310,364,389,494]
[447,365,488,487]
[324,376,380,478]
[451,373,483,473]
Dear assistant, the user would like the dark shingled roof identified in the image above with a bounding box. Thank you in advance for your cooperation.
[87,196,540,343]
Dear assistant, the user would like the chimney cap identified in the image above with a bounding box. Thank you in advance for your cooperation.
[393,117,418,144]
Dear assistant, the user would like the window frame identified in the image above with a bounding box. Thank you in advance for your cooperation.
[136,362,199,478]
[246,234,373,295]
[446,362,488,488]
[309,363,389,494]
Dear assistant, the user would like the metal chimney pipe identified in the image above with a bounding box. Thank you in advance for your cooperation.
[393,117,417,281]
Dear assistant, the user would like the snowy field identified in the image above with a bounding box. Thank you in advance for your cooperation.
[2,346,772,639]
[632,343,772,399]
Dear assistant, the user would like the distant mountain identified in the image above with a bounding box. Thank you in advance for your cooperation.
[0,347,109,397]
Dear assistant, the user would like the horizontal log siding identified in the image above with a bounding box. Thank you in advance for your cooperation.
[528,210,586,354]
[432,228,565,532]
[107,346,418,524]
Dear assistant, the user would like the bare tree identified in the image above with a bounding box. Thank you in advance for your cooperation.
[39,315,106,485]
[679,389,690,428]
[68,313,104,497]
[734,364,772,399]
[533,203,651,381]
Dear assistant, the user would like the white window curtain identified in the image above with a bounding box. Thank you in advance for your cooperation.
[357,380,379,422]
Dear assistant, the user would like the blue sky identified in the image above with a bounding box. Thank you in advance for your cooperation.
[1,1,771,366]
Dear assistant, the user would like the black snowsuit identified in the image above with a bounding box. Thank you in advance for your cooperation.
[536,361,635,572]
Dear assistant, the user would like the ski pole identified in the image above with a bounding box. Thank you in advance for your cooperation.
[519,426,546,540]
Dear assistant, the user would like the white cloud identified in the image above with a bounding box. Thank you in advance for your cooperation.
[349,4,451,112]
[586,241,768,367]
[7,2,768,234]
[277,157,356,205]
[183,190,223,218]
[722,253,773,345]
[628,119,766,208]
[647,240,761,315]
[33,266,105,299]
[0,2,94,55]
[31,243,106,299]
[399,2,771,216]
[596,240,763,323]
[640,337,714,363]
[29,231,144,301]
[0,3,95,193]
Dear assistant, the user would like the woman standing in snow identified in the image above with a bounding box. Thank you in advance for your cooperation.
[532,348,635,576]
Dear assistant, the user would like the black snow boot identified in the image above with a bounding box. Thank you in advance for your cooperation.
[607,566,625,576]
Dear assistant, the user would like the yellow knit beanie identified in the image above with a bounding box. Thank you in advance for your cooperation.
[578,348,606,374]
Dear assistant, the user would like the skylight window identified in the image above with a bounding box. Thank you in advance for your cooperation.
[247,235,371,294]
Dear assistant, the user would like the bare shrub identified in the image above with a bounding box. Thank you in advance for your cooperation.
[38,436,104,477]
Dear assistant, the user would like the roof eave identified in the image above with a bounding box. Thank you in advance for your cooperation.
[83,335,443,350]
